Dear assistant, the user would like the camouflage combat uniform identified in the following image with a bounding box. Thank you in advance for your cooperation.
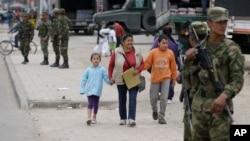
[18,13,34,64]
[190,7,245,141]
[58,8,70,69]
[182,21,207,141]
[38,11,51,65]
[50,8,61,67]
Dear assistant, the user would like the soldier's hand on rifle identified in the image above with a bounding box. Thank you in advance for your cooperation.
[58,35,62,39]
[211,92,228,113]
[185,48,198,61]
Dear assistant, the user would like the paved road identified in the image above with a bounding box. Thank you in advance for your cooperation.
[0,56,39,141]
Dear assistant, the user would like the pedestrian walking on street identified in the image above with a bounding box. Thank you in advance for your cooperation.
[108,25,116,56]
[50,8,60,67]
[151,25,181,104]
[144,34,177,124]
[113,21,124,48]
[58,8,70,69]
[37,11,51,65]
[108,33,145,127]
[95,21,110,56]
[18,13,34,64]
[186,7,245,141]
[80,53,112,125]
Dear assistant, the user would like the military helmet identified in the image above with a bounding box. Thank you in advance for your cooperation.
[52,8,59,14]
[59,8,65,14]
[191,21,207,35]
[42,11,48,15]
[208,7,229,22]
[22,13,29,17]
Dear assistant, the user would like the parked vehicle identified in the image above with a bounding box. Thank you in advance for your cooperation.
[59,0,96,35]
[216,0,250,54]
[93,0,156,34]
[155,0,250,54]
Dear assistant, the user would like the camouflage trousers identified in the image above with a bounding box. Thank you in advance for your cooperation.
[40,38,49,58]
[19,39,30,57]
[183,108,192,141]
[192,110,231,141]
[52,37,60,60]
[60,37,69,60]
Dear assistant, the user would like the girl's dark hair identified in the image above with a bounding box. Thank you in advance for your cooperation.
[121,33,133,42]
[90,52,101,61]
[158,34,168,43]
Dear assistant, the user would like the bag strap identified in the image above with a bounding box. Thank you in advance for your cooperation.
[120,53,132,68]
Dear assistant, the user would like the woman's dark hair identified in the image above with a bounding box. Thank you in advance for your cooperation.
[158,34,168,43]
[121,33,133,42]
[90,52,101,61]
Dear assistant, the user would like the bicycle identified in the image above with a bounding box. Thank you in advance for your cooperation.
[0,32,37,55]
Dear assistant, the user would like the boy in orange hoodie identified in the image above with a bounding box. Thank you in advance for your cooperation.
[144,34,177,124]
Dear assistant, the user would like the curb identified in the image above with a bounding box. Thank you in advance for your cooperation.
[4,55,118,109]
[4,55,29,110]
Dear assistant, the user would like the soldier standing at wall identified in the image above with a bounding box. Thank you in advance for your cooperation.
[37,11,51,65]
[58,8,70,69]
[50,8,61,67]
[18,13,34,64]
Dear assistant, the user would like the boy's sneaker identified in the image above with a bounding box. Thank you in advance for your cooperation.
[159,119,167,124]
[119,120,126,125]
[128,119,136,127]
[152,112,158,120]
[91,119,97,124]
[167,99,172,104]
[86,120,91,125]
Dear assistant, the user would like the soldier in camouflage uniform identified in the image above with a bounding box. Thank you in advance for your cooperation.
[186,7,245,141]
[37,11,51,65]
[58,8,70,69]
[177,21,208,141]
[18,13,34,64]
[50,8,61,67]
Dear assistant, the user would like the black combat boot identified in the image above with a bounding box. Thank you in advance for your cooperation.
[21,57,29,64]
[59,60,69,69]
[40,57,49,65]
[50,59,59,67]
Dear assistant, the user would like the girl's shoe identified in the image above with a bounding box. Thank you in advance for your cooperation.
[91,119,97,124]
[119,120,126,125]
[86,120,91,125]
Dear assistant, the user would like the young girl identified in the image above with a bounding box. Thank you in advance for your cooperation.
[144,34,177,124]
[80,53,112,125]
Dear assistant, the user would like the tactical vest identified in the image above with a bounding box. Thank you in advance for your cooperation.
[192,38,241,112]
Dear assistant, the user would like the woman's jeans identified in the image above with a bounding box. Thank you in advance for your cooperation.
[117,84,138,120]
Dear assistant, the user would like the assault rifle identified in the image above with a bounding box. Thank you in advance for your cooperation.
[179,53,193,132]
[182,20,234,122]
